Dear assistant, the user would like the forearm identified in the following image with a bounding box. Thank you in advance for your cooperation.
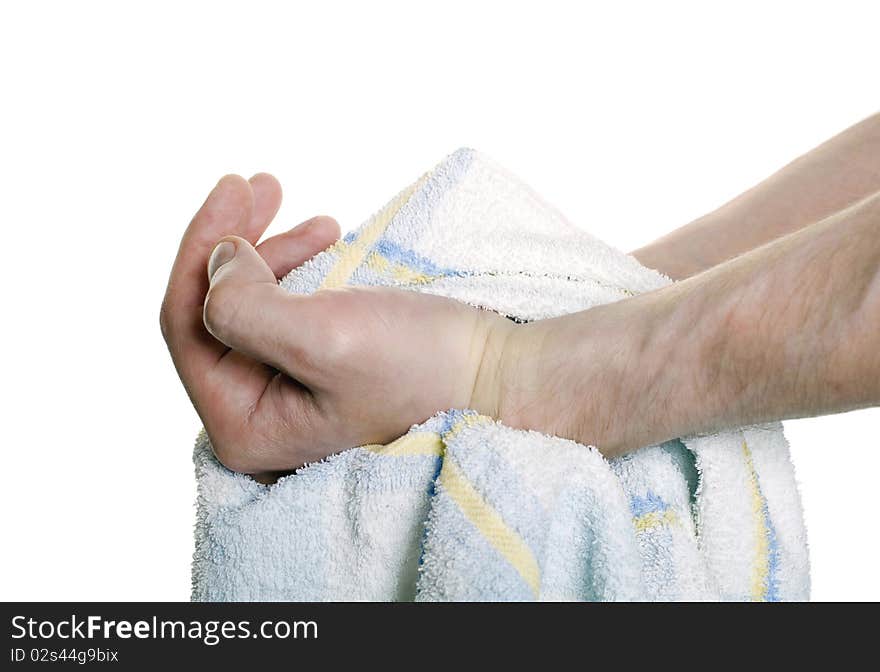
[488,190,880,456]
[633,112,880,279]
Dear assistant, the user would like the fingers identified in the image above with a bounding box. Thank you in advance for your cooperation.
[161,174,282,416]
[203,236,328,386]
[163,174,335,475]
[162,174,281,330]
[248,173,283,235]
[161,176,255,374]
[256,215,341,278]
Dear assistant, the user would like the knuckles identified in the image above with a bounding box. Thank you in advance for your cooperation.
[158,299,172,343]
[208,425,269,475]
[301,291,360,364]
[314,322,358,364]
[209,430,301,477]
[211,441,262,475]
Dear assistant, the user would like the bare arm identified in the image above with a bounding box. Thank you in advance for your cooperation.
[632,112,880,279]
[491,189,880,454]
[164,161,880,478]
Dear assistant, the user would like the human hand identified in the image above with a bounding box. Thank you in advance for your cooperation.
[171,170,878,484]
[161,175,515,481]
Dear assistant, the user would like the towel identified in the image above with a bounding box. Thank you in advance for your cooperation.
[192,148,810,601]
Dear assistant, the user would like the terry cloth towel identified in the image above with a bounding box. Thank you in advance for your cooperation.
[192,149,810,601]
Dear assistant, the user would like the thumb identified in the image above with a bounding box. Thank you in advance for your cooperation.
[207,235,276,286]
[202,235,321,382]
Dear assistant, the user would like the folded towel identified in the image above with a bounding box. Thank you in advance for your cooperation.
[192,148,810,601]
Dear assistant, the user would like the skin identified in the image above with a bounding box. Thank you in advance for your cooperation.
[160,175,493,482]
[501,192,880,455]
[633,112,880,279]
[161,116,880,483]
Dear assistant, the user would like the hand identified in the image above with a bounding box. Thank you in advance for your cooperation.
[165,171,880,483]
[161,175,513,481]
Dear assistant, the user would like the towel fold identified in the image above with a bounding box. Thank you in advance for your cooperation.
[192,148,809,601]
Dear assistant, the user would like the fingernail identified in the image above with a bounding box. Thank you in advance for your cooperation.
[207,241,236,280]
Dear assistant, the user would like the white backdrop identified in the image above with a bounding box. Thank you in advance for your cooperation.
[1,0,877,601]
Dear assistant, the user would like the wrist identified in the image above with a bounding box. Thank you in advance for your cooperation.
[489,293,686,456]
[468,313,517,419]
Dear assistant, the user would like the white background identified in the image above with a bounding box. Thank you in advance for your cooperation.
[1,1,877,601]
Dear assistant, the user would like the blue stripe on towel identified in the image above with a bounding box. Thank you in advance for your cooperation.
[630,491,668,517]
[372,238,463,278]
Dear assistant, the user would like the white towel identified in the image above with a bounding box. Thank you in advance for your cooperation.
[192,148,810,601]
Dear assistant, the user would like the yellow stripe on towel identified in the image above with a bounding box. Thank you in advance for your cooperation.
[319,176,426,290]
[633,508,677,533]
[438,456,542,597]
[742,439,771,602]
[442,413,492,443]
[366,251,436,286]
[363,432,444,458]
